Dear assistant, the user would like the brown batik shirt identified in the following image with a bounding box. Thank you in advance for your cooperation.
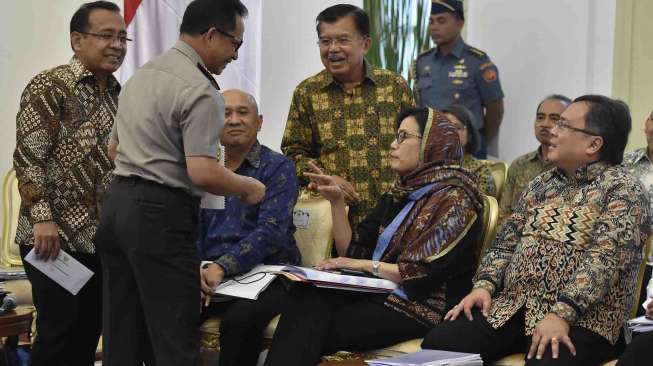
[13,56,119,253]
[282,61,414,230]
[474,162,650,344]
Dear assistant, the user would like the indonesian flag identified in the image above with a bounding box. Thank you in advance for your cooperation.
[119,0,261,100]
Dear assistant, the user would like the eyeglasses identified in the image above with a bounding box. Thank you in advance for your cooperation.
[554,119,600,136]
[79,32,131,44]
[394,130,422,144]
[316,36,362,49]
[214,28,243,52]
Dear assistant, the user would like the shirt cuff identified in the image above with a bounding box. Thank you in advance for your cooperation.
[550,301,579,325]
[214,255,240,277]
[473,279,496,296]
[30,200,52,223]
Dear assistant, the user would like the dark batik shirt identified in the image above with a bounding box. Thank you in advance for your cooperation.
[474,162,650,344]
[198,142,301,276]
[13,56,119,253]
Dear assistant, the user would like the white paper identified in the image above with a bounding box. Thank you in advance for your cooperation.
[642,297,652,311]
[200,144,225,210]
[293,209,311,229]
[366,349,482,366]
[24,248,94,295]
[213,265,278,300]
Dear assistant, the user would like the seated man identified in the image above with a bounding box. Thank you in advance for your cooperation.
[422,95,650,365]
[498,94,570,226]
[199,89,300,366]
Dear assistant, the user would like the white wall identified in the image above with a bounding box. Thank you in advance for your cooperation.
[466,0,616,162]
[258,0,362,151]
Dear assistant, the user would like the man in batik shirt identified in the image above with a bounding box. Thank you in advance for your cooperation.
[281,4,413,231]
[423,95,649,366]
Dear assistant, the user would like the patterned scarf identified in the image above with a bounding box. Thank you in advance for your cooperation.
[389,108,482,206]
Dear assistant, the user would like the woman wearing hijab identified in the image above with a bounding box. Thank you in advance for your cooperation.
[442,104,497,197]
[264,107,484,366]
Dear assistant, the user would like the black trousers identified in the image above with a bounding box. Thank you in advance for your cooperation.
[19,244,101,366]
[96,177,201,366]
[617,331,653,366]
[201,278,290,366]
[264,284,428,366]
[422,308,622,366]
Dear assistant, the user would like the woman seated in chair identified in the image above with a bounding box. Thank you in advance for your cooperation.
[264,107,484,366]
[442,104,497,197]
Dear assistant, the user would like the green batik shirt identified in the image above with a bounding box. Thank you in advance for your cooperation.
[282,61,414,231]
[498,147,552,227]
[623,147,653,262]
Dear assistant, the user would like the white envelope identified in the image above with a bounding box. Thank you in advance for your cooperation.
[24,248,94,295]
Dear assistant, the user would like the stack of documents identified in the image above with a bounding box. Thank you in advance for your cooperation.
[207,264,398,301]
[0,267,27,281]
[265,264,398,293]
[627,315,653,333]
[366,350,482,366]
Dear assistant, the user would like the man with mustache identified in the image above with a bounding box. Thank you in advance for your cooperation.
[498,95,571,226]
[199,89,300,366]
[282,4,414,234]
[13,2,127,365]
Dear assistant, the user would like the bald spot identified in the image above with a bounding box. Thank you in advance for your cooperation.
[222,89,259,115]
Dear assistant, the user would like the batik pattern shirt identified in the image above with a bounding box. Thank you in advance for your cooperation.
[198,142,301,276]
[282,61,414,231]
[474,162,649,344]
[13,56,119,253]
[498,148,552,227]
[623,147,653,262]
[462,154,496,197]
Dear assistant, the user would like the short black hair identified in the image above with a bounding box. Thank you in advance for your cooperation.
[535,94,572,115]
[316,4,369,37]
[443,104,479,154]
[574,95,631,165]
[180,0,248,35]
[70,1,121,34]
[396,107,429,135]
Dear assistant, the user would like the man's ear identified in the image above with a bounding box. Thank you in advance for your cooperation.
[256,115,263,132]
[361,36,372,55]
[586,136,604,156]
[71,32,82,52]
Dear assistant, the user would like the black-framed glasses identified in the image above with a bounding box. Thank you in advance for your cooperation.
[394,130,422,144]
[212,27,243,52]
[79,31,131,44]
[554,119,601,136]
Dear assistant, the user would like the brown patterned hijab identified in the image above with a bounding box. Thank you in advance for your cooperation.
[390,108,480,203]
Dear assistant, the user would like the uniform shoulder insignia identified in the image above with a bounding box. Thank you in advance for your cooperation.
[196,63,220,90]
[468,46,487,59]
[417,47,436,59]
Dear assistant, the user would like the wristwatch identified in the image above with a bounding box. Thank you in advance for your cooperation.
[371,260,380,276]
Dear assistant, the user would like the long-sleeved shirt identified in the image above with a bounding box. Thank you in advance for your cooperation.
[474,162,650,344]
[281,61,414,232]
[198,142,301,276]
[13,56,119,253]
[623,147,653,263]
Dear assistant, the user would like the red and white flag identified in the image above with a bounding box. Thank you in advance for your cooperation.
[119,0,261,99]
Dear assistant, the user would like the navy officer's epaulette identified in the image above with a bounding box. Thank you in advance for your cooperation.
[416,47,436,60]
[467,46,487,59]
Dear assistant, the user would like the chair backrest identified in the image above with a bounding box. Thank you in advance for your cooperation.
[630,235,653,318]
[477,194,499,264]
[489,161,508,202]
[1,169,23,267]
[292,189,335,267]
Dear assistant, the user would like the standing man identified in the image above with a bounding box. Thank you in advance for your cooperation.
[498,95,571,225]
[412,0,504,158]
[13,2,126,365]
[423,95,648,365]
[96,1,264,365]
[282,4,414,232]
[199,89,301,366]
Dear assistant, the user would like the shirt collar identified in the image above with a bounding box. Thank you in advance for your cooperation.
[436,37,465,59]
[318,59,377,90]
[553,160,608,184]
[69,56,121,92]
[627,147,650,164]
[243,140,262,169]
[173,40,207,68]
[528,146,549,163]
